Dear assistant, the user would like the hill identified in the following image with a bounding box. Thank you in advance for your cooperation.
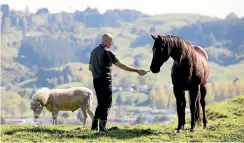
[2,4,244,88]
[1,4,244,119]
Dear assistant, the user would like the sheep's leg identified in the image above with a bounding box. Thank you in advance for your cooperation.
[52,116,55,125]
[55,117,57,125]
[52,112,55,125]
[52,108,59,125]
[87,108,94,119]
[81,107,88,125]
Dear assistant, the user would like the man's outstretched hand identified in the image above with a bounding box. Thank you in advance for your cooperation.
[137,69,148,76]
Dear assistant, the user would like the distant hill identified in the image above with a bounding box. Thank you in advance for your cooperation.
[171,19,244,65]
[1,4,244,89]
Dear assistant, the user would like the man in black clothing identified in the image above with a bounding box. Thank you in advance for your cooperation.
[89,33,147,132]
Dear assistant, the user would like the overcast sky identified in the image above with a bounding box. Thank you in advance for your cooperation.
[1,0,243,18]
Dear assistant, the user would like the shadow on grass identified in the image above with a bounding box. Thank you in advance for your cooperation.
[3,126,66,136]
[78,126,156,140]
[3,126,157,140]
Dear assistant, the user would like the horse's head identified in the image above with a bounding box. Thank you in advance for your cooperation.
[150,35,171,73]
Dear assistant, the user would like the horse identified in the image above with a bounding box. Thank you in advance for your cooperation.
[150,35,209,132]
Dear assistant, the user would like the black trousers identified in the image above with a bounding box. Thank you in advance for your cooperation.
[93,77,112,120]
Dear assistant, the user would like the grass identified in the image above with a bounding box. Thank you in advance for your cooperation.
[1,96,244,142]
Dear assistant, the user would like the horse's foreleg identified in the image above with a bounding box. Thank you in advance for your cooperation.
[173,86,185,132]
[182,94,186,129]
[189,86,199,132]
[200,84,207,128]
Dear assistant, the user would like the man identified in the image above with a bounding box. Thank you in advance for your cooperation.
[89,33,147,132]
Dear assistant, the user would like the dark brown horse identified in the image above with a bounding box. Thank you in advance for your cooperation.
[150,35,209,132]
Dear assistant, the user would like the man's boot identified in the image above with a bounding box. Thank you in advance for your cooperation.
[99,120,111,133]
[91,119,99,131]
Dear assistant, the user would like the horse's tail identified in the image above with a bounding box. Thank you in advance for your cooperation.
[195,93,202,125]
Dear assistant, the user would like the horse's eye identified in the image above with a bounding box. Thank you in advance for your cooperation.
[161,48,164,52]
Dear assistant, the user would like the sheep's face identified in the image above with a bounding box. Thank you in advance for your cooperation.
[30,101,43,118]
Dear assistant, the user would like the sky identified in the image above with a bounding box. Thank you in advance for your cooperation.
[1,0,243,18]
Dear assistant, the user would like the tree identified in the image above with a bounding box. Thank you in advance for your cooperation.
[156,87,167,109]
[165,87,174,108]
[24,5,29,14]
[22,16,28,32]
[134,58,140,67]
[149,26,156,33]
[208,32,216,45]
[36,8,49,15]
[19,99,28,117]
[124,97,133,105]
[62,113,69,119]
[120,77,132,87]
[1,91,22,117]
[226,13,238,20]
[134,98,140,105]
[149,87,157,109]
[137,76,146,85]
[1,116,6,124]
[77,110,83,121]
[1,4,10,18]
[2,17,12,33]
[135,115,145,124]
[116,94,123,105]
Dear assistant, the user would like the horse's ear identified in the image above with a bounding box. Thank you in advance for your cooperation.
[157,35,162,40]
[151,35,156,40]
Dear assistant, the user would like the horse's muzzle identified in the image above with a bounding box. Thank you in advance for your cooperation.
[150,66,160,73]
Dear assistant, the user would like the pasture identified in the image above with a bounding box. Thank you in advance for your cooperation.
[1,96,243,142]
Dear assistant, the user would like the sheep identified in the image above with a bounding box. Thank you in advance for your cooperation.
[30,87,94,125]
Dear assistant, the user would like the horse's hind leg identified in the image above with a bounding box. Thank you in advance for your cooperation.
[173,86,185,132]
[200,84,207,128]
[189,86,199,132]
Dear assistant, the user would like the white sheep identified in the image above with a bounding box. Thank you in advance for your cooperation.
[30,87,94,125]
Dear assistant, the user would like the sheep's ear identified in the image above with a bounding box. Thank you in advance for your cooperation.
[37,100,44,107]
[151,35,156,40]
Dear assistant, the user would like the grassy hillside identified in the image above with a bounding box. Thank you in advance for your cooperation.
[1,13,219,88]
[53,60,244,89]
[1,96,243,142]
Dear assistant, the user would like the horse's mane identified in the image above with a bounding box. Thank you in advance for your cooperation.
[159,35,194,62]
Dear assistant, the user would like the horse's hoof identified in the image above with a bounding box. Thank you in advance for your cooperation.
[190,128,195,132]
[203,125,207,129]
[181,126,185,130]
[176,127,184,133]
